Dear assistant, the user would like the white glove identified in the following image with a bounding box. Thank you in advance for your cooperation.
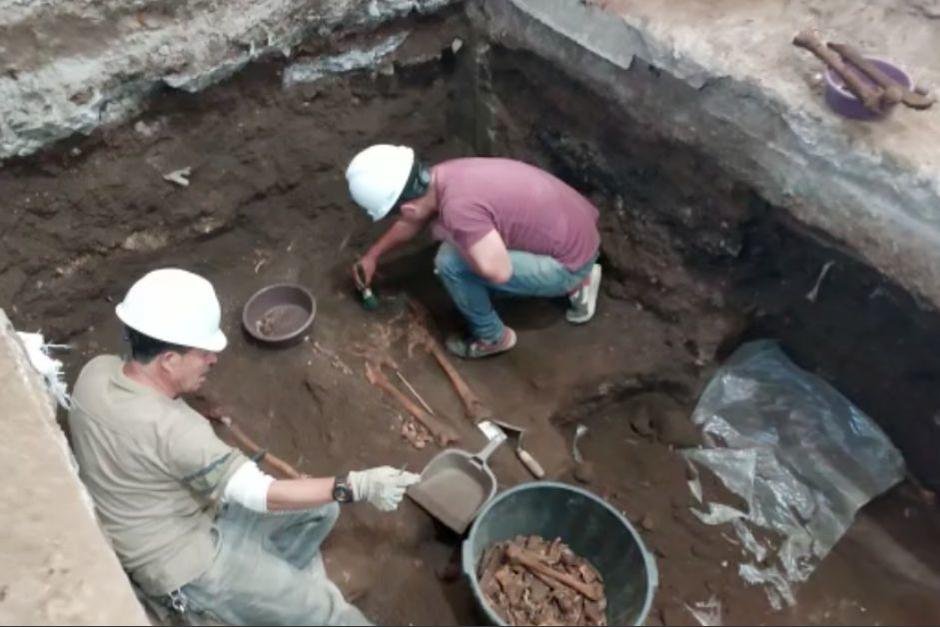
[347,466,421,512]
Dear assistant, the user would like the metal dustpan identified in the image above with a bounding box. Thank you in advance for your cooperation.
[407,432,505,534]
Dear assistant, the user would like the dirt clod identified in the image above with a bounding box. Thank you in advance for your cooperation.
[573,461,596,484]
[436,561,461,583]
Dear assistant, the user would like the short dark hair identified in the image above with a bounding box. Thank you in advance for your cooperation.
[395,159,431,206]
[124,326,190,364]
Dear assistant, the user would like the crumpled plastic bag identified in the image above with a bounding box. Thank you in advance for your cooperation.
[16,331,71,409]
[684,340,905,607]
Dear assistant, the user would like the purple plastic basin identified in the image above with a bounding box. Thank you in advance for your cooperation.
[824,57,913,120]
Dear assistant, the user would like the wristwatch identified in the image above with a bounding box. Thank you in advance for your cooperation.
[332,476,354,504]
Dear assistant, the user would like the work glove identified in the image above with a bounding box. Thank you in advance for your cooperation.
[347,466,421,512]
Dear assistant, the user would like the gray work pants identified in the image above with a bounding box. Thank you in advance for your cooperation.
[181,502,371,626]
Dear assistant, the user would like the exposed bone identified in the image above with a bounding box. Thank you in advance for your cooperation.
[162,166,192,187]
[406,299,493,422]
[481,537,606,625]
[583,599,606,625]
[312,341,354,376]
[793,30,884,112]
[396,370,435,415]
[806,260,835,303]
[829,42,935,110]
[350,318,460,446]
[577,563,599,585]
[572,424,589,464]
[496,565,525,605]
[826,41,902,105]
[353,317,407,362]
[365,361,459,446]
[505,545,604,602]
[400,415,432,449]
[545,537,564,565]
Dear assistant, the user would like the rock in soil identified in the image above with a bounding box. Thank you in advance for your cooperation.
[478,535,607,626]
[573,461,596,484]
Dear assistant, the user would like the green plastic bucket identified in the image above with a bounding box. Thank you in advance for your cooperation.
[461,482,658,626]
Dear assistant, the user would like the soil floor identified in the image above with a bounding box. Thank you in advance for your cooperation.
[3,17,940,626]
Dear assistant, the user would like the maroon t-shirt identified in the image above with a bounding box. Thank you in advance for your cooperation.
[431,158,600,270]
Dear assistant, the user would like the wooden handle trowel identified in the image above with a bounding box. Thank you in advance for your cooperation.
[478,419,545,479]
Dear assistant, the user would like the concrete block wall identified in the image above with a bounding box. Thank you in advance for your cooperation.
[0,310,148,625]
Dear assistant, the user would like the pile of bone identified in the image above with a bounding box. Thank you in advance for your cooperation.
[478,535,607,626]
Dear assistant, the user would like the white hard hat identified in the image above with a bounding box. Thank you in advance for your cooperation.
[116,268,227,352]
[345,144,415,221]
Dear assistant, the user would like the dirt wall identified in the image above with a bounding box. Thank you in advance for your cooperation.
[462,40,940,492]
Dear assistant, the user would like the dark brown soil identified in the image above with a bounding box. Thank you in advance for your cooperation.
[1,12,939,626]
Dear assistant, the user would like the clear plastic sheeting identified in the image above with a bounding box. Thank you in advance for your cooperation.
[16,331,71,410]
[685,595,722,626]
[684,340,905,607]
[739,563,796,611]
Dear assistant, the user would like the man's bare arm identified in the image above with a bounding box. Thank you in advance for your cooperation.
[466,229,512,284]
[265,477,336,511]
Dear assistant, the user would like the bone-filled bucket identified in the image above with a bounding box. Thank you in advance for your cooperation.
[461,482,658,626]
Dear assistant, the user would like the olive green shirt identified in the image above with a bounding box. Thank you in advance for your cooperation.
[69,355,247,595]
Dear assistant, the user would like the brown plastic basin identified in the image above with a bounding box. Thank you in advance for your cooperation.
[242,283,316,344]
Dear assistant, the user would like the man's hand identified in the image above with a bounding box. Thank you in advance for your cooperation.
[354,217,428,289]
[352,256,377,289]
[347,466,421,511]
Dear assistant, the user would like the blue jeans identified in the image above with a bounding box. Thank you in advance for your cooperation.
[434,242,596,342]
[179,503,370,626]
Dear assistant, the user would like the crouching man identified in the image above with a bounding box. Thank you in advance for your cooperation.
[68,268,418,625]
[347,145,602,359]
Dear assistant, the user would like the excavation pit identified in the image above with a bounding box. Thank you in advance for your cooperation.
[2,6,940,626]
